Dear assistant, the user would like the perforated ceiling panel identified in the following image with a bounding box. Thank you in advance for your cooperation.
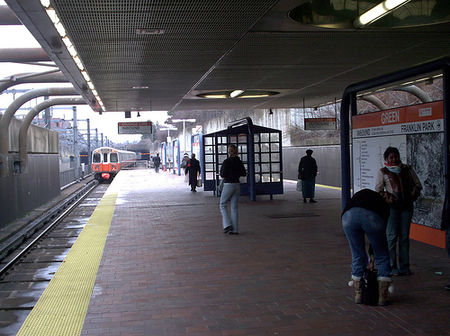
[51,0,278,111]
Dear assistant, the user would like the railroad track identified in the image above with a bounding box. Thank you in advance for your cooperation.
[0,182,108,335]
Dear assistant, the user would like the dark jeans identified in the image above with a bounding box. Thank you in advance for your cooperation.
[386,205,413,274]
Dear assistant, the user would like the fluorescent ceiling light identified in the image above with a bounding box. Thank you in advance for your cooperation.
[45,8,59,24]
[132,86,149,89]
[203,94,228,99]
[239,94,270,98]
[87,81,95,90]
[55,21,66,37]
[81,70,90,82]
[40,0,51,8]
[354,0,411,27]
[230,90,244,98]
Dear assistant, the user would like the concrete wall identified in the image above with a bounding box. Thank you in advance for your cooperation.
[283,145,342,188]
[0,154,60,226]
[0,117,60,226]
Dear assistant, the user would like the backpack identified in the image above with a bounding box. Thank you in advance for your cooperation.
[361,268,379,305]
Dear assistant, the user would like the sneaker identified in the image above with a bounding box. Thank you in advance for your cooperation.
[228,231,239,235]
[398,270,412,276]
[303,198,307,203]
[444,284,450,290]
[390,269,399,276]
[223,226,232,234]
[309,199,317,203]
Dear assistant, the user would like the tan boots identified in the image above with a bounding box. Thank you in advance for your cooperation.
[378,280,391,306]
[353,280,362,304]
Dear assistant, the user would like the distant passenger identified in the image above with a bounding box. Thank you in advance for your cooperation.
[375,147,422,276]
[153,153,161,173]
[181,153,190,181]
[342,189,392,306]
[186,153,201,192]
[219,144,246,235]
[298,149,318,203]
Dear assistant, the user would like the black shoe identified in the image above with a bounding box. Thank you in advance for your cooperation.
[309,199,317,203]
[193,189,197,192]
[444,284,450,290]
[223,226,232,234]
[228,231,239,235]
[303,198,307,203]
[398,270,412,276]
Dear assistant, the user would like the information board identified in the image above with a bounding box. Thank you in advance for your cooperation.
[118,121,152,134]
[352,101,444,229]
[304,117,337,130]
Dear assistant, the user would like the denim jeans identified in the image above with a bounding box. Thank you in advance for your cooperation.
[386,206,413,273]
[342,207,391,278]
[220,183,240,233]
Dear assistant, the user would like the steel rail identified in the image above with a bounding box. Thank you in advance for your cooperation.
[0,181,98,277]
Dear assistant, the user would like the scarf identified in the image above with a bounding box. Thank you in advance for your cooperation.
[384,163,401,174]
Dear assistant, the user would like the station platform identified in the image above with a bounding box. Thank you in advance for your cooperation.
[18,169,449,336]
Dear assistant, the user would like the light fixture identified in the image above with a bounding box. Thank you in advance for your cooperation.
[136,28,165,35]
[132,86,149,89]
[40,0,51,8]
[354,0,411,28]
[202,94,228,99]
[239,93,270,98]
[230,90,244,98]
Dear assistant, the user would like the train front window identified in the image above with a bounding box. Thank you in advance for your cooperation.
[110,153,118,163]
[93,153,101,163]
[103,153,108,162]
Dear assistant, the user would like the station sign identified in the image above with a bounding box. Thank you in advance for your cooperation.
[118,121,152,134]
[304,117,337,130]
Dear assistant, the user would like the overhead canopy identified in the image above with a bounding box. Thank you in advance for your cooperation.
[3,0,450,113]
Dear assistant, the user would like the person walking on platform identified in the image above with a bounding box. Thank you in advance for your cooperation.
[342,188,392,306]
[375,147,422,276]
[152,153,161,173]
[298,149,318,203]
[181,153,190,183]
[187,153,201,192]
[220,144,246,235]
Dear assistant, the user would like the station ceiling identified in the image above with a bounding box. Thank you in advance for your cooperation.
[4,0,450,113]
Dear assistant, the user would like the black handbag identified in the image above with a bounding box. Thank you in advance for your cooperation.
[361,268,379,305]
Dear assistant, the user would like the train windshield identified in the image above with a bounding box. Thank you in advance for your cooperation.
[93,153,101,163]
[110,153,118,163]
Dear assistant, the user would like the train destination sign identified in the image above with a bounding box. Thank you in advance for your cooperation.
[118,121,152,134]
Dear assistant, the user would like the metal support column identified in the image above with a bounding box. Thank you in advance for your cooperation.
[73,106,79,180]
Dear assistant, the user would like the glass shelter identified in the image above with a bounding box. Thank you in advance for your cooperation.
[202,118,283,201]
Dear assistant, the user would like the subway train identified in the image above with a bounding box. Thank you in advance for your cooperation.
[91,147,137,181]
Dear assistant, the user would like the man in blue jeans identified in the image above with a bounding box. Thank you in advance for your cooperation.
[342,189,392,305]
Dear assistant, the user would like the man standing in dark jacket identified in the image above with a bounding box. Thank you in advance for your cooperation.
[298,149,318,203]
[187,153,201,192]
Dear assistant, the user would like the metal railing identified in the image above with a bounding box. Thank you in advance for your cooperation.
[59,164,92,189]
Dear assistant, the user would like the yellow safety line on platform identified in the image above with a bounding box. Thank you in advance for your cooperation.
[17,181,120,336]
[285,179,342,191]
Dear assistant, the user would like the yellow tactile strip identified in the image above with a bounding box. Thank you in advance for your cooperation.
[17,179,120,336]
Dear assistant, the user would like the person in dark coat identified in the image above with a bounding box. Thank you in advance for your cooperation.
[187,153,201,192]
[152,153,161,173]
[298,149,318,203]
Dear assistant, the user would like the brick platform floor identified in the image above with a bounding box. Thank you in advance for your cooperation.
[81,169,449,336]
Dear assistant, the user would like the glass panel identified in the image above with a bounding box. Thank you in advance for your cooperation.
[205,146,214,154]
[206,172,214,180]
[205,154,214,163]
[261,133,270,142]
[262,163,270,172]
[221,136,227,143]
[272,173,281,182]
[262,173,271,183]
[270,143,279,152]
[103,153,108,162]
[255,164,260,173]
[271,163,280,172]
[230,135,237,143]
[93,153,101,163]
[271,132,279,142]
[254,153,260,162]
[261,143,270,152]
[205,137,213,145]
[110,153,118,162]
[271,153,280,161]
[254,134,260,142]
[239,176,247,183]
[238,134,247,143]
[206,163,214,171]
[219,145,227,153]
[254,144,260,152]
[261,153,270,162]
[255,174,261,183]
[239,144,247,153]
[241,154,247,162]
[219,154,228,163]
